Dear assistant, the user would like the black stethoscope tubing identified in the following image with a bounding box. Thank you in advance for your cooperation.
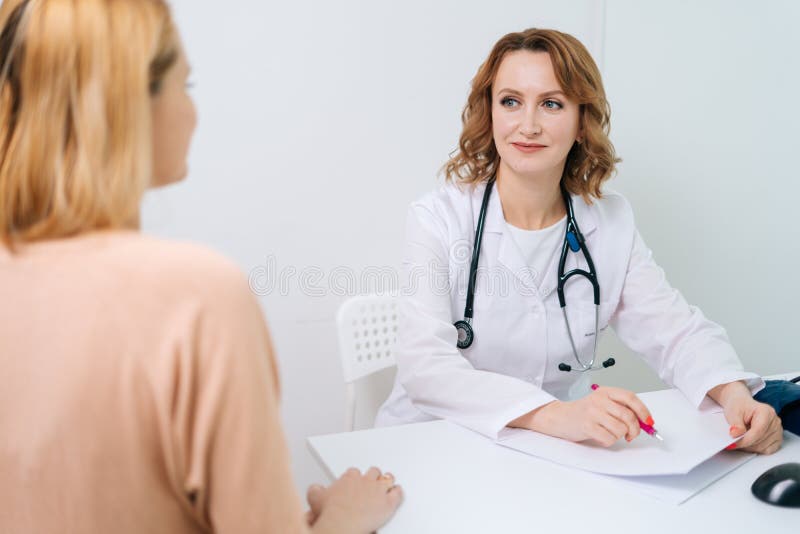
[451,176,496,349]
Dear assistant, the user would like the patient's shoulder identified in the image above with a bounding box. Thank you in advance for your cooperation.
[97,232,252,307]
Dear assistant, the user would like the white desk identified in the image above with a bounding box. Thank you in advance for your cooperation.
[308,383,799,534]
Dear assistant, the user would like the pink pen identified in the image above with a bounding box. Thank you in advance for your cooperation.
[591,384,664,441]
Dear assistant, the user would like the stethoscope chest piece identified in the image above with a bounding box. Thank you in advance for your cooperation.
[454,319,474,349]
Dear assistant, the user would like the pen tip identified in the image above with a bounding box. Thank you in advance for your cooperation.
[655,433,664,442]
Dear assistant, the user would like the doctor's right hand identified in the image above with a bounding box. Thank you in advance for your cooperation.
[510,386,654,447]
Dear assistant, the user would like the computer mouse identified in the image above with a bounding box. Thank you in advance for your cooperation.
[751,463,800,507]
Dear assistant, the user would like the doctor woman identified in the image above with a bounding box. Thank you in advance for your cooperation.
[375,28,783,454]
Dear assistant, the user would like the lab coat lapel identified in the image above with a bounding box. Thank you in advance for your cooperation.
[570,193,598,237]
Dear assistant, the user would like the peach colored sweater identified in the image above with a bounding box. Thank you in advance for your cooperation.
[0,231,309,534]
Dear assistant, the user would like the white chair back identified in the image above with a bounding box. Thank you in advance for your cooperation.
[336,294,398,430]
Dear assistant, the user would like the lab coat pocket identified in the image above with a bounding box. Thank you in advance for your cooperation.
[546,301,615,371]
[577,301,619,364]
[575,301,600,351]
[547,300,590,362]
[597,302,615,336]
[559,301,602,365]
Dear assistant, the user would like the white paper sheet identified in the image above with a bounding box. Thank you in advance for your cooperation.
[497,389,741,476]
[597,449,755,504]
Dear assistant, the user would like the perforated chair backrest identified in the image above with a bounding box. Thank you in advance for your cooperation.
[336,294,399,384]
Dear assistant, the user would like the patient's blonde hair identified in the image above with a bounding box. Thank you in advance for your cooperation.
[0,0,178,246]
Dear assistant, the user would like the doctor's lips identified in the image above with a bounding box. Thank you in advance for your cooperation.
[511,142,546,153]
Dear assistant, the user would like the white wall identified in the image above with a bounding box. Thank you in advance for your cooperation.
[595,0,800,393]
[142,0,799,495]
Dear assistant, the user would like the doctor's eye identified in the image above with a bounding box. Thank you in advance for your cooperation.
[500,96,521,109]
[541,99,563,110]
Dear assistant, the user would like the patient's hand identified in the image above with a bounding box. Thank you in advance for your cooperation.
[306,466,403,534]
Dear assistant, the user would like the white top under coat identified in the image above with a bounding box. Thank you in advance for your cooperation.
[505,216,566,291]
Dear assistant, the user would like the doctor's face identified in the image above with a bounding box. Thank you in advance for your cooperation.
[491,50,581,184]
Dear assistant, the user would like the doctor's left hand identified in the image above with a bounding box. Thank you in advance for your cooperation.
[709,381,783,455]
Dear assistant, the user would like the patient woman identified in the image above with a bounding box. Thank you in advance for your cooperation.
[0,1,400,532]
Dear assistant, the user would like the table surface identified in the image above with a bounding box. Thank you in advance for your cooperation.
[308,376,800,534]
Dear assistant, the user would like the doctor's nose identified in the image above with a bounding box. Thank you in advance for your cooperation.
[519,109,542,137]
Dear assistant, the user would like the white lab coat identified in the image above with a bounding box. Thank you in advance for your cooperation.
[375,181,762,439]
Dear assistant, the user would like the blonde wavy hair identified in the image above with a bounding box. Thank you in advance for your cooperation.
[0,0,178,247]
[443,28,619,202]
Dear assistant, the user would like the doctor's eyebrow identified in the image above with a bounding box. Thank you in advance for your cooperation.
[496,88,566,99]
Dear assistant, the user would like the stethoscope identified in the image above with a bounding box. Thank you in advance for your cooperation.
[453,177,615,373]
